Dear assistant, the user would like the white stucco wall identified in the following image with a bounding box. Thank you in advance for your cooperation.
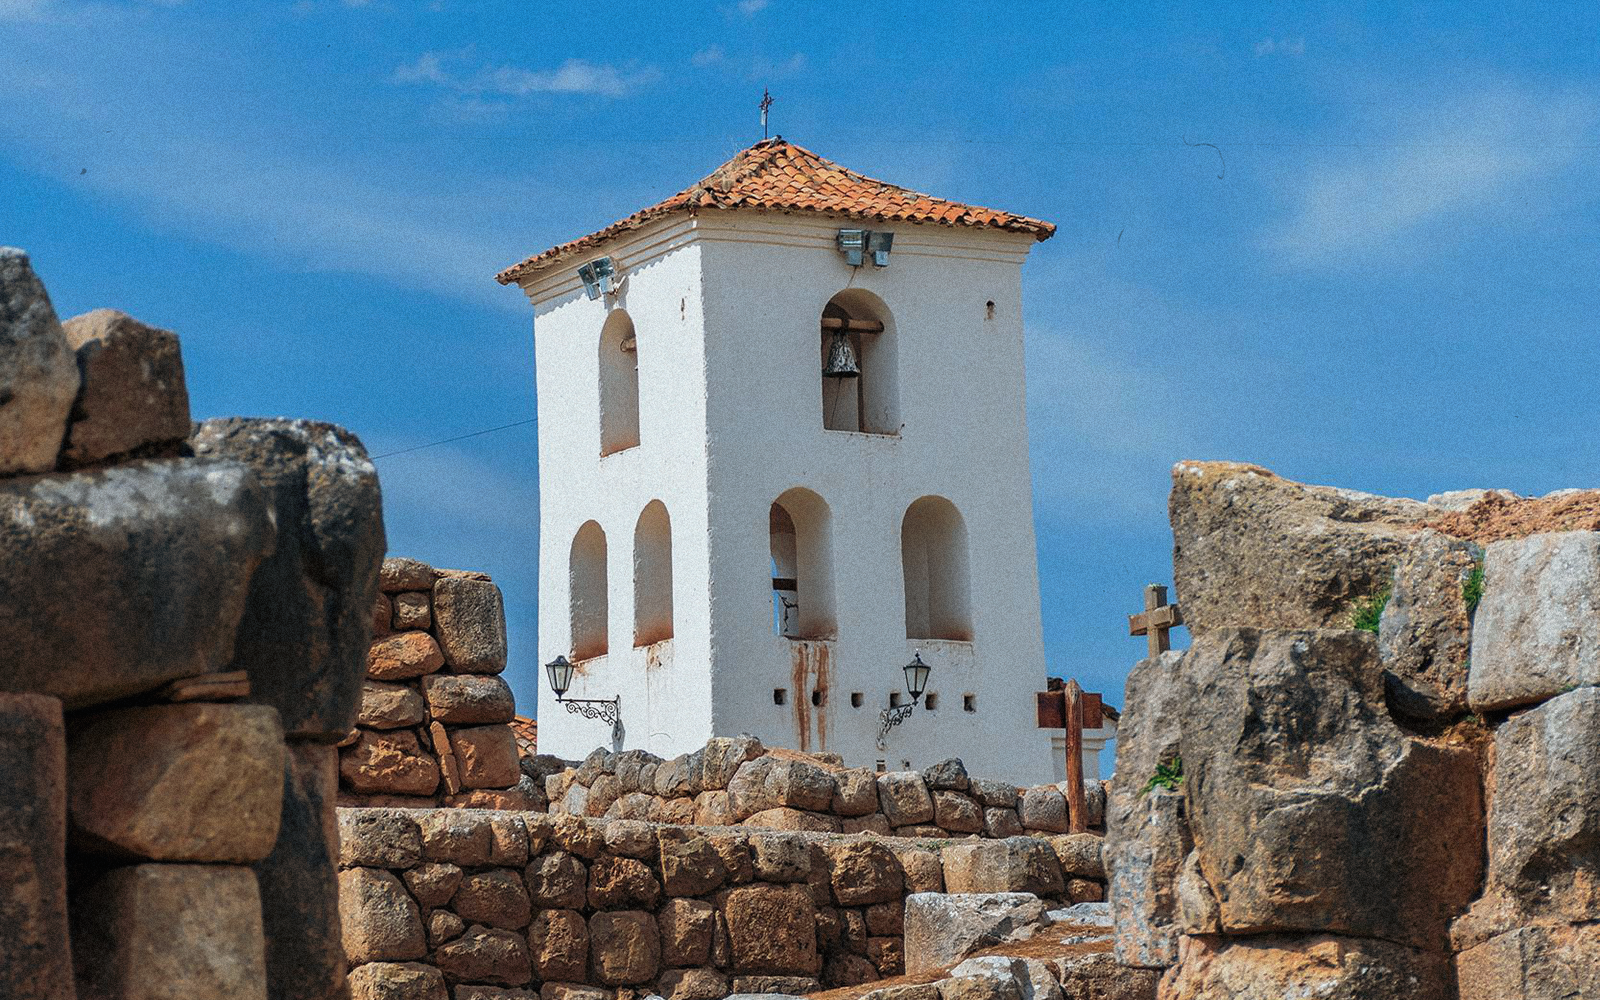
[519,210,1057,784]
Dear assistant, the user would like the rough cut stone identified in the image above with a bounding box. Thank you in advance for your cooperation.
[373,592,393,637]
[1019,786,1069,833]
[380,557,434,593]
[587,855,661,910]
[339,867,425,963]
[843,813,892,836]
[455,989,536,1000]
[1456,922,1600,1000]
[970,779,1019,809]
[433,577,508,674]
[192,417,385,739]
[1048,833,1106,879]
[259,742,345,1000]
[823,840,903,905]
[359,681,426,729]
[432,925,531,986]
[1377,530,1480,719]
[589,910,660,985]
[455,868,532,930]
[67,702,285,863]
[368,633,446,682]
[390,590,431,631]
[1158,932,1449,1000]
[0,457,275,709]
[743,806,839,832]
[1180,628,1483,950]
[941,838,1063,896]
[728,976,822,996]
[529,908,588,982]
[983,808,1023,839]
[0,693,72,1000]
[60,308,190,464]
[401,862,461,909]
[891,845,945,893]
[452,725,521,789]
[1170,461,1435,632]
[540,986,613,1000]
[876,772,934,826]
[659,897,715,966]
[829,768,879,816]
[341,730,440,797]
[751,834,813,883]
[825,952,881,988]
[723,884,819,975]
[933,791,984,833]
[552,814,605,858]
[693,789,735,826]
[923,758,970,791]
[72,863,269,1000]
[417,809,492,865]
[525,850,588,910]
[0,248,78,474]
[1468,531,1600,711]
[346,961,447,1000]
[490,814,529,865]
[657,968,728,1000]
[422,674,515,725]
[699,735,764,788]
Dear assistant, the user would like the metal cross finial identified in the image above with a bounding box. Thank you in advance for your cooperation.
[760,89,774,139]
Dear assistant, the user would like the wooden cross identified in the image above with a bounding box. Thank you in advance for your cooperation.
[1129,583,1183,658]
[1036,680,1103,834]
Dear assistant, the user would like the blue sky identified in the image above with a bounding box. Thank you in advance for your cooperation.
[5,1,1598,713]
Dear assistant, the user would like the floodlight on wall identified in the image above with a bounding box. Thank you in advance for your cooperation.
[577,257,618,301]
[867,231,894,267]
[877,651,933,750]
[836,229,867,267]
[545,653,622,739]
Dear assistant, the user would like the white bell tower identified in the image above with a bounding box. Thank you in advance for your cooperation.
[500,138,1059,784]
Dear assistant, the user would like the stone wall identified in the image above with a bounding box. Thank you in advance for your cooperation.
[0,248,384,999]
[340,556,542,810]
[544,737,1107,840]
[335,809,1111,999]
[1109,461,1600,999]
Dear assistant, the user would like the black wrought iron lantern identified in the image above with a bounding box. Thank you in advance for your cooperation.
[544,654,575,698]
[903,652,931,702]
[545,653,621,733]
[878,651,933,751]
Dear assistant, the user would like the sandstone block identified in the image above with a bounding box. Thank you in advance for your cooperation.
[587,855,661,910]
[60,308,190,464]
[452,725,521,789]
[657,968,728,1000]
[339,867,425,963]
[1047,833,1105,879]
[942,838,1063,895]
[359,681,427,730]
[751,834,813,883]
[600,819,654,858]
[728,756,835,817]
[455,869,532,930]
[1106,789,1187,969]
[937,976,1020,1000]
[423,674,515,725]
[403,862,461,908]
[373,593,393,636]
[1018,787,1068,833]
[1046,952,1157,1000]
[970,779,1019,809]
[1456,923,1600,1000]
[369,633,445,682]
[342,730,441,797]
[433,577,508,674]
[1169,461,1435,632]
[876,772,934,826]
[529,908,588,982]
[68,703,285,863]
[490,814,530,866]
[456,989,537,1000]
[611,748,662,794]
[723,884,819,974]
[831,768,880,816]
[1158,932,1449,1000]
[865,901,903,936]
[428,909,464,947]
[589,910,660,985]
[659,897,715,967]
[867,935,903,975]
[432,925,532,987]
[891,845,944,893]
[698,734,764,789]
[391,591,431,631]
[933,790,984,833]
[843,813,891,836]
[259,742,345,1000]
[0,458,275,709]
[659,829,728,895]
[923,758,970,791]
[693,789,734,826]
[552,814,605,858]
[192,417,385,740]
[72,863,269,1000]
[743,806,839,832]
[380,558,434,593]
[0,248,78,474]
[728,976,822,996]
[825,952,881,988]
[418,810,493,865]
[903,892,1048,976]
[525,850,588,910]
[346,961,447,1000]
[983,808,1022,839]
[1468,531,1600,710]
[823,840,903,905]
[0,693,72,1000]
[861,985,941,1000]
[1378,530,1480,719]
[652,794,697,826]
[540,986,613,1000]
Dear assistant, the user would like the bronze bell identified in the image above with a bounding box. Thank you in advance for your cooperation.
[823,330,861,378]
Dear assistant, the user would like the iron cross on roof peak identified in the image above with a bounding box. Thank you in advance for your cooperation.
[760,89,774,139]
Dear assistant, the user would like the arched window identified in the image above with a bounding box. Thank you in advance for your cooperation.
[599,309,640,456]
[901,496,973,640]
[634,500,673,646]
[820,290,899,434]
[769,488,836,639]
[569,521,608,660]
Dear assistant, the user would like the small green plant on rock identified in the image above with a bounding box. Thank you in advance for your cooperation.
[1141,756,1183,795]
[1463,557,1486,615]
[1350,586,1391,634]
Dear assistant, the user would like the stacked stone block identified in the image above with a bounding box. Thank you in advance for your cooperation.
[337,809,1110,999]
[341,557,539,811]
[0,248,384,1000]
[545,736,1107,843]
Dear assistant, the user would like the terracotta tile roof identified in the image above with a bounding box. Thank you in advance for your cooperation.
[510,715,537,755]
[495,137,1055,285]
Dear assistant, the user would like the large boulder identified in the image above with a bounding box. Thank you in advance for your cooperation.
[1169,461,1434,632]
[192,417,385,741]
[1467,531,1600,711]
[902,893,1048,975]
[0,693,73,1000]
[0,248,78,475]
[1377,530,1480,720]
[941,838,1063,896]
[0,457,275,708]
[432,576,508,674]
[60,309,191,466]
[1456,922,1600,1000]
[1156,933,1450,1000]
[258,743,346,1000]
[1179,628,1482,950]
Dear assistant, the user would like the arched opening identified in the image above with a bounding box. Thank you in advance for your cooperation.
[901,496,973,641]
[634,500,673,646]
[769,487,836,639]
[569,521,608,660]
[820,289,898,434]
[599,309,640,456]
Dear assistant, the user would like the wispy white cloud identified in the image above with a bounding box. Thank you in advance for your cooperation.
[736,0,768,15]
[691,45,725,68]
[1254,37,1304,57]
[688,45,805,81]
[394,50,661,99]
[1265,84,1597,266]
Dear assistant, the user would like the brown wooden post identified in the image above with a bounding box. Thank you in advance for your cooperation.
[1064,679,1087,833]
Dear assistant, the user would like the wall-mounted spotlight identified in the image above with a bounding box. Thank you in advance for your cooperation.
[577,257,618,300]
[836,229,893,268]
[867,231,894,267]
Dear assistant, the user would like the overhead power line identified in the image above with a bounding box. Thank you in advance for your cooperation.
[371,417,536,461]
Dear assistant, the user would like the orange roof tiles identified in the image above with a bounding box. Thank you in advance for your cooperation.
[495,137,1055,285]
[510,715,537,754]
